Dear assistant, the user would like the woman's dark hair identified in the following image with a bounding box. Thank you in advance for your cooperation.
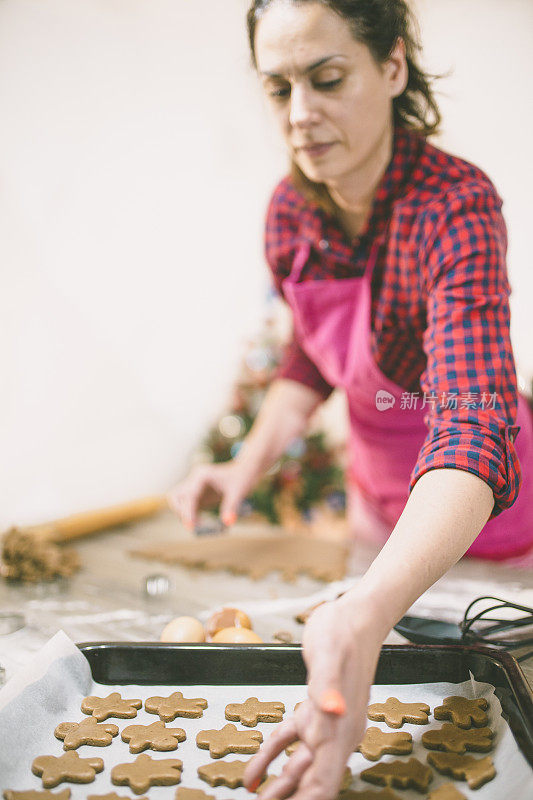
[247,0,443,211]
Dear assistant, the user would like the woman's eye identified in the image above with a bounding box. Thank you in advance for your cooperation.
[314,78,342,91]
[269,86,290,99]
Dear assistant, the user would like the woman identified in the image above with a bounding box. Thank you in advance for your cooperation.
[169,1,533,797]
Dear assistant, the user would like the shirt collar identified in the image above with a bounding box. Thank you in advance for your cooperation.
[300,121,424,252]
[363,121,423,238]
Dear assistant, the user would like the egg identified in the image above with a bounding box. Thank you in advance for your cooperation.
[211,626,263,644]
[160,616,206,643]
[206,607,253,640]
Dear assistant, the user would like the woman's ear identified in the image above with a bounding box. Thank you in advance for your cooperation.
[384,36,409,98]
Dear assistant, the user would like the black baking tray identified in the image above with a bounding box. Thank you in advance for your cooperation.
[78,642,533,768]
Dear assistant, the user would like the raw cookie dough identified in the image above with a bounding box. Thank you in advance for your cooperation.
[145,692,208,721]
[340,768,353,791]
[256,775,278,795]
[132,533,349,582]
[3,792,71,800]
[264,768,351,794]
[111,754,183,794]
[433,697,489,729]
[225,697,285,726]
[427,785,467,800]
[121,720,186,753]
[285,741,301,756]
[54,718,119,749]
[197,759,250,788]
[367,698,430,728]
[0,527,79,582]
[81,693,142,721]
[175,791,215,800]
[426,752,496,789]
[31,752,104,788]
[357,727,412,760]
[196,723,263,757]
[422,723,494,754]
[360,758,433,793]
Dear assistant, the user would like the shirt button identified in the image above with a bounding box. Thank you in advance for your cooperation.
[319,239,329,251]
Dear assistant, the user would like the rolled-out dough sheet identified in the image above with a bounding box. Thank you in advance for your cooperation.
[131,533,350,582]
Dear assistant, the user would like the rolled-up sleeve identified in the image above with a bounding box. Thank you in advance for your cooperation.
[410,182,522,518]
[265,180,334,401]
[275,332,334,399]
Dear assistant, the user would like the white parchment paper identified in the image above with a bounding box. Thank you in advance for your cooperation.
[0,631,532,798]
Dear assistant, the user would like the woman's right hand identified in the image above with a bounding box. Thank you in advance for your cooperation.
[166,460,253,530]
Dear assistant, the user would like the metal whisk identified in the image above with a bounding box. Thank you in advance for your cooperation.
[460,595,533,662]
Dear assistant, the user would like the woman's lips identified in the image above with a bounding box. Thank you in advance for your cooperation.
[298,142,335,158]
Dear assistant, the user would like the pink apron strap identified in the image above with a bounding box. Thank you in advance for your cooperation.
[286,240,311,285]
[288,226,384,286]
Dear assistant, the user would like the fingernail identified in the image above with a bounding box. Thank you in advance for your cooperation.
[249,777,262,793]
[222,511,237,527]
[184,520,194,531]
[320,689,346,715]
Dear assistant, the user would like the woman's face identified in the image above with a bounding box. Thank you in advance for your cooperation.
[254,1,407,189]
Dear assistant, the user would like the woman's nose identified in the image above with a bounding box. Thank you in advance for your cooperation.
[289,84,319,129]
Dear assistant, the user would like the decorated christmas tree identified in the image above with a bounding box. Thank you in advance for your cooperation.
[196,293,347,534]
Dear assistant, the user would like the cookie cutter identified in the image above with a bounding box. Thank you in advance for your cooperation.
[194,520,225,536]
[143,574,172,598]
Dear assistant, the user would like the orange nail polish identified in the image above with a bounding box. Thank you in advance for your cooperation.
[320,689,346,715]
[249,777,262,792]
[222,511,237,526]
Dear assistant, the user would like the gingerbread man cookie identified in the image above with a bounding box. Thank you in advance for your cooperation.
[196,723,263,758]
[197,759,250,788]
[360,758,433,793]
[175,791,215,800]
[88,795,148,800]
[55,717,119,749]
[427,785,467,800]
[357,727,412,761]
[340,768,353,791]
[225,697,285,726]
[81,692,142,721]
[145,691,208,721]
[285,740,301,756]
[256,775,280,795]
[433,696,489,729]
[121,720,186,753]
[111,754,183,794]
[3,792,71,800]
[426,752,496,789]
[32,751,104,788]
[367,697,430,728]
[422,723,494,754]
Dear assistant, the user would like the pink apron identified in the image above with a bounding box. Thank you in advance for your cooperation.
[282,235,533,560]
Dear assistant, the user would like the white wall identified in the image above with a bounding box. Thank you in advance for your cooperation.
[0,0,531,526]
[414,0,533,388]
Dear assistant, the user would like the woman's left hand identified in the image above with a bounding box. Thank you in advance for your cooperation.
[243,591,389,800]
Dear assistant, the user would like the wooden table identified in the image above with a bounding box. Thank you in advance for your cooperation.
[1,510,532,688]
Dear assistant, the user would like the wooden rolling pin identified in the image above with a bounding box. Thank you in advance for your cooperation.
[1,495,169,582]
[21,494,169,544]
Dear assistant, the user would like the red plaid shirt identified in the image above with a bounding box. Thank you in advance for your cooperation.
[265,123,521,518]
